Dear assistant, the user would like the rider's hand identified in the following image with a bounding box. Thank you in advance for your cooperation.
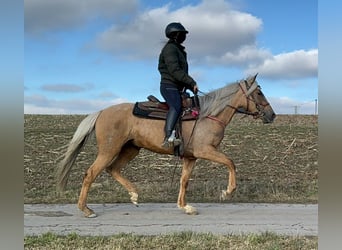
[193,84,199,95]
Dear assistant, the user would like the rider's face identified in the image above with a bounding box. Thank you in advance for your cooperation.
[175,32,187,44]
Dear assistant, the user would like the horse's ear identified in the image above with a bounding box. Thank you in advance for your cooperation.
[253,73,258,82]
[247,73,258,83]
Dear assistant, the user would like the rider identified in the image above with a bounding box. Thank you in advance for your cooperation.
[158,22,199,148]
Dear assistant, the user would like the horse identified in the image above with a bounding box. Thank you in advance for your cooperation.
[56,74,276,218]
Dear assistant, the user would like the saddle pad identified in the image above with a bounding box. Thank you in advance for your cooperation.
[132,101,198,121]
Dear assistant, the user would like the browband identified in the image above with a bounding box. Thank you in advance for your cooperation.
[245,81,259,96]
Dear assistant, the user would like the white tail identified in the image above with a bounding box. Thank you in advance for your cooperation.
[56,111,101,191]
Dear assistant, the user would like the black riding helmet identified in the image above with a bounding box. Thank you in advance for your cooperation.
[165,22,188,39]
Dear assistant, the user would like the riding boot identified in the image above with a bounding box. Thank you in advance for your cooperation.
[162,109,181,148]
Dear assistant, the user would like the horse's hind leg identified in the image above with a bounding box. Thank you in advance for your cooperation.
[78,154,115,218]
[106,143,140,205]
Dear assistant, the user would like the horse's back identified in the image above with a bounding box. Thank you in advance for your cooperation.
[99,102,134,119]
[95,103,135,138]
[96,102,169,151]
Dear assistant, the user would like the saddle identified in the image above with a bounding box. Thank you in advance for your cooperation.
[132,93,200,121]
[132,93,200,157]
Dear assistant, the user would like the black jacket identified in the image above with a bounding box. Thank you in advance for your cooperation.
[158,40,196,91]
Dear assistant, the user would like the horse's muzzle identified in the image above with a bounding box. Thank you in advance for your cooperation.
[261,111,276,124]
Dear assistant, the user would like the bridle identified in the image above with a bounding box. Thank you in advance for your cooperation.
[206,80,270,128]
[238,80,270,116]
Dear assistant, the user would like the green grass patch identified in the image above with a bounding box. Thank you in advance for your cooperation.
[25,232,317,250]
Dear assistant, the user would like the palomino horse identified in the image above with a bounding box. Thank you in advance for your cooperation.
[57,74,276,218]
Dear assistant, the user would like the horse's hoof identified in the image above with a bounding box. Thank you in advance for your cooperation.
[79,205,97,218]
[86,213,97,218]
[220,190,233,201]
[184,205,198,215]
[129,192,139,205]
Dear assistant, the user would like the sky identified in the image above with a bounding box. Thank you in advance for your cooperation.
[24,0,318,115]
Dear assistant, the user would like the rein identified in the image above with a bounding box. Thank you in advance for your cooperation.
[204,81,262,128]
[206,115,226,128]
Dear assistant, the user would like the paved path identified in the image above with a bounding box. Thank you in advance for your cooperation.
[24,203,317,236]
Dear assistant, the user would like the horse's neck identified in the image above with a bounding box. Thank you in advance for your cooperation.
[215,105,236,127]
[215,90,244,126]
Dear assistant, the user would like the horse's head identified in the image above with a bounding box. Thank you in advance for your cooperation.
[239,74,276,123]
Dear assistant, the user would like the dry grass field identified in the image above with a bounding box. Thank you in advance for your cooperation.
[24,114,318,205]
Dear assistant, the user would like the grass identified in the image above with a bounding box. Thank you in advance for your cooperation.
[25,232,317,250]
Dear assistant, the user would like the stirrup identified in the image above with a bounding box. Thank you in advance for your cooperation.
[162,137,181,148]
[171,138,181,146]
[161,139,170,148]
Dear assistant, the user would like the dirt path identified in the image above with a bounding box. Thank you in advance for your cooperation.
[24,203,317,236]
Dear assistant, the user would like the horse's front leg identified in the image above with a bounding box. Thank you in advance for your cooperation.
[219,154,237,201]
[195,147,237,200]
[177,158,198,215]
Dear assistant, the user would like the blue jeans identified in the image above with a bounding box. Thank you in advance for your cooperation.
[160,84,182,114]
[160,83,182,137]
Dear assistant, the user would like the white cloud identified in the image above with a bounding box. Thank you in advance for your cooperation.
[41,83,93,93]
[206,45,272,66]
[246,49,318,79]
[268,96,317,115]
[95,0,317,80]
[96,0,262,61]
[24,0,318,114]
[24,94,128,114]
[24,104,68,114]
[25,0,317,80]
[24,0,138,35]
